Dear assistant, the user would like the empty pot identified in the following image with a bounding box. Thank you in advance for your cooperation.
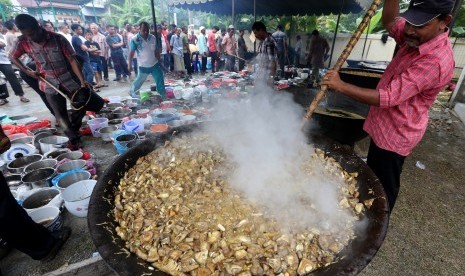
[39,136,69,154]
[56,160,87,174]
[56,151,83,162]
[22,187,60,210]
[45,149,71,159]
[56,171,91,191]
[7,154,43,174]
[21,168,56,189]
[10,136,33,145]
[115,134,137,146]
[98,126,119,142]
[5,174,22,190]
[23,159,58,173]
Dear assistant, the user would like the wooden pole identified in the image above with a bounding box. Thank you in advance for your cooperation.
[302,0,383,125]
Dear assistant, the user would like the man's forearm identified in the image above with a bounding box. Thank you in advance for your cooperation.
[128,51,135,68]
[382,0,400,31]
[11,57,29,73]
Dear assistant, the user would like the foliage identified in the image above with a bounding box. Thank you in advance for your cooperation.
[0,0,18,21]
[103,0,464,39]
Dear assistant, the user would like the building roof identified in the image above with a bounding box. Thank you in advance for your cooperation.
[168,0,365,16]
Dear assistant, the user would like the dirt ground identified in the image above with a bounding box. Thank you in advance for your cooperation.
[0,78,464,275]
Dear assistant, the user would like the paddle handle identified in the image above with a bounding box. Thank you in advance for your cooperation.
[303,0,383,121]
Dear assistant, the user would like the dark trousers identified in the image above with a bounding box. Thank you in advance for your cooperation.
[183,53,193,75]
[162,54,170,73]
[19,63,54,115]
[201,55,207,73]
[277,51,286,77]
[367,140,406,212]
[100,56,109,80]
[45,92,85,145]
[0,172,55,260]
[169,53,174,71]
[111,52,129,79]
[0,63,24,97]
[210,51,218,72]
[82,61,94,84]
[225,54,235,72]
[191,52,199,73]
[238,54,245,71]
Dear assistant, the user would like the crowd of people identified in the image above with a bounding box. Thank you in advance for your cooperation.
[0,15,335,104]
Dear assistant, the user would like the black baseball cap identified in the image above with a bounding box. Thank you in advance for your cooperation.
[400,0,455,26]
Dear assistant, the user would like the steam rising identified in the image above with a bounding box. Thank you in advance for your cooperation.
[204,73,354,234]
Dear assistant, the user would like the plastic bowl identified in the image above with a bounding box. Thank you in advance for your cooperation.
[61,179,97,217]
[150,124,169,133]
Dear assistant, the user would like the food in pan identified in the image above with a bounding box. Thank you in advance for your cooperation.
[114,135,369,275]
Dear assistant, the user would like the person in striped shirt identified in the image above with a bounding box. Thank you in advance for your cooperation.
[322,0,455,212]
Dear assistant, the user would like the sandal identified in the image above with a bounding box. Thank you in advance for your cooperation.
[0,99,6,106]
[20,97,30,103]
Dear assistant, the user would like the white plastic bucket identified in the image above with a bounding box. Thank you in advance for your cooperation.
[87,118,108,137]
[61,179,96,217]
[29,206,62,232]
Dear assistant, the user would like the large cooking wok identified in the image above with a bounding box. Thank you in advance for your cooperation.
[88,124,389,275]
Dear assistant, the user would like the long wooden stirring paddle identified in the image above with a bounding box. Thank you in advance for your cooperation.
[302,0,383,128]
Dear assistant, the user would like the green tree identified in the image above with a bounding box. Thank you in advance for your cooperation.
[0,0,17,22]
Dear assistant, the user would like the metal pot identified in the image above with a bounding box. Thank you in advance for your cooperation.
[56,151,83,162]
[21,168,56,189]
[88,124,389,276]
[98,125,119,142]
[22,187,60,210]
[27,127,57,136]
[56,159,86,173]
[39,135,69,154]
[56,170,91,191]
[115,134,137,146]
[23,159,58,173]
[10,136,33,145]
[5,174,22,190]
[7,154,43,174]
[45,148,71,159]
[111,109,132,119]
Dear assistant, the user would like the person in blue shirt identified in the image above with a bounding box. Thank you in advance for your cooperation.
[71,24,98,84]
[128,21,166,99]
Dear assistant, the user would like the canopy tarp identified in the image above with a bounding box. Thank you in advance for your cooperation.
[168,0,365,16]
[19,0,91,7]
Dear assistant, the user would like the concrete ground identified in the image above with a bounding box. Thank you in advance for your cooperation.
[0,75,464,276]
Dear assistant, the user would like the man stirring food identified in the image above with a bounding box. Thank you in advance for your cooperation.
[322,0,455,212]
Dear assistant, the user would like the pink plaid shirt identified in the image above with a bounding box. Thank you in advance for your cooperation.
[363,18,454,156]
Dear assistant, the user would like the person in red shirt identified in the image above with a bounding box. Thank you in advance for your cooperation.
[207,26,219,72]
[322,0,455,212]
